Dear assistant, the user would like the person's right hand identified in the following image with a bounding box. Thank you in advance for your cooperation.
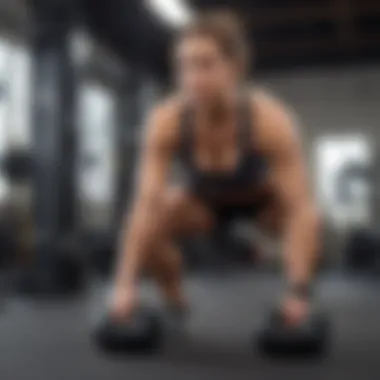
[109,285,137,321]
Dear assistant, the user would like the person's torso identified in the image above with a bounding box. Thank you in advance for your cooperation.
[177,95,268,202]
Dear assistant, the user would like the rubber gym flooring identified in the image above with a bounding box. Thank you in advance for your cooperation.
[0,272,379,380]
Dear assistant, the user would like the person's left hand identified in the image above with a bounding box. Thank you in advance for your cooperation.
[281,295,310,327]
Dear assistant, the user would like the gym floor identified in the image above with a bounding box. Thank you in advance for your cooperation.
[0,273,379,380]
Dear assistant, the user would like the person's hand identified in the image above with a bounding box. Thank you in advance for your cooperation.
[109,285,137,321]
[281,294,310,327]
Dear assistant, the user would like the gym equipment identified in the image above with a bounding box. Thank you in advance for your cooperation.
[16,245,85,296]
[28,0,79,298]
[345,228,380,273]
[0,220,17,269]
[93,307,164,354]
[1,149,32,182]
[256,308,330,357]
[84,231,115,278]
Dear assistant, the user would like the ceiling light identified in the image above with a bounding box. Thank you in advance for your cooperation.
[145,0,193,28]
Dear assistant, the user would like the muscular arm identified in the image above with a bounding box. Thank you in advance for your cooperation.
[255,93,320,288]
[115,103,178,289]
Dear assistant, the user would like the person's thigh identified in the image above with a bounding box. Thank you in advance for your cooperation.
[163,187,216,237]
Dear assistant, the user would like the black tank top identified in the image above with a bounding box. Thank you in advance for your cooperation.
[178,96,268,201]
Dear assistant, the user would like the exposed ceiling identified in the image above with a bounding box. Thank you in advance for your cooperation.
[80,0,380,78]
[4,0,380,79]
[80,0,170,77]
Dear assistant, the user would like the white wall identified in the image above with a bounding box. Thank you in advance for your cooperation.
[261,65,380,139]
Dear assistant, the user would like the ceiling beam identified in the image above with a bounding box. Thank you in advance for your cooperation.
[334,0,354,46]
[245,2,380,29]
[257,33,380,58]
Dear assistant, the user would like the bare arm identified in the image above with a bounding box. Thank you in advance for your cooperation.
[256,94,320,289]
[115,103,178,289]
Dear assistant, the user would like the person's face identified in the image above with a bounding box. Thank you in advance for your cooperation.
[175,36,238,105]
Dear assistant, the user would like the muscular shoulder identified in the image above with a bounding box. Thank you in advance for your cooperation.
[249,88,301,156]
[144,95,183,149]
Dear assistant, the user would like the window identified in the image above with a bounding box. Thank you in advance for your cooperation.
[0,39,32,202]
[77,83,116,210]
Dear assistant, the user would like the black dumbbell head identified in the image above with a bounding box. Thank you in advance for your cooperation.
[93,308,164,354]
[256,309,331,358]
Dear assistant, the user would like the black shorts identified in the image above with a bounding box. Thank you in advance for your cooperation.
[205,193,274,229]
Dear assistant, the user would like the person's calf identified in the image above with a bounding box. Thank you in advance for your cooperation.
[145,243,187,309]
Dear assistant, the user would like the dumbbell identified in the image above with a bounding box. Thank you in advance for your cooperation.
[92,307,165,354]
[256,308,331,357]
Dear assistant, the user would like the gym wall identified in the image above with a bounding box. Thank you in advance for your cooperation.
[260,65,380,264]
[261,65,380,171]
